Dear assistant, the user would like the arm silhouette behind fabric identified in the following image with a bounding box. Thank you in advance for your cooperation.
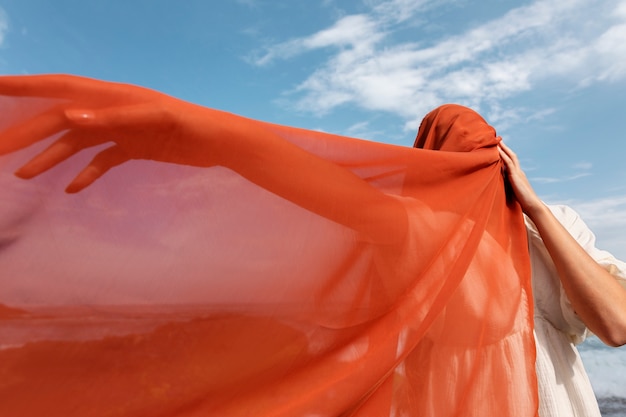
[499,142,626,346]
[0,74,407,245]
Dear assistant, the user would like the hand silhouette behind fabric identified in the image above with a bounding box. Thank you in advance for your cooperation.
[0,75,230,191]
[0,74,408,244]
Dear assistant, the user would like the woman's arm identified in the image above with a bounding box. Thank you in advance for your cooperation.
[499,142,626,346]
[0,74,407,244]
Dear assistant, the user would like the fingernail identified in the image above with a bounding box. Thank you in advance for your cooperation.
[14,163,37,178]
[65,109,95,124]
[14,167,31,179]
[65,182,82,193]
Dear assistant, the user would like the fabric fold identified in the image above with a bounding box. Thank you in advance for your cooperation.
[0,80,537,416]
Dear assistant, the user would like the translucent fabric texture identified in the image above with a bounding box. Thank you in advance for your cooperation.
[0,75,537,416]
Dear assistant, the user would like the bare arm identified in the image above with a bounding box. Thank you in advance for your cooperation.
[201,109,408,244]
[0,74,407,244]
[499,142,626,346]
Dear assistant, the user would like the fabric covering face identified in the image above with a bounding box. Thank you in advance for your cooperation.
[0,75,537,416]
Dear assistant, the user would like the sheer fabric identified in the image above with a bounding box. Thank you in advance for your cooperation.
[0,76,537,416]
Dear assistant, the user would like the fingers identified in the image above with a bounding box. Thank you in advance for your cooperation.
[0,104,68,155]
[498,142,510,159]
[498,146,512,167]
[65,145,130,193]
[1,101,170,161]
[14,131,110,179]
[0,103,132,157]
[0,74,127,98]
[0,74,161,110]
[65,102,175,130]
[498,142,519,172]
[0,74,95,97]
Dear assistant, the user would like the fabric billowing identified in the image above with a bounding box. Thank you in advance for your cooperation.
[0,75,537,416]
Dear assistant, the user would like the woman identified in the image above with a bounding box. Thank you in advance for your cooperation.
[0,74,622,416]
[500,142,626,416]
[415,106,626,415]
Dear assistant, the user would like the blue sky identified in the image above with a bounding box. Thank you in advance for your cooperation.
[1,0,626,258]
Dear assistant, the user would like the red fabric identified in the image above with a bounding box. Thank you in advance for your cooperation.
[0,75,537,416]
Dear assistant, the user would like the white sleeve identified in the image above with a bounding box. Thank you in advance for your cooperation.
[550,205,626,344]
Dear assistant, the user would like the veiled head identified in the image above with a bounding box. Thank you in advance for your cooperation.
[413,104,499,152]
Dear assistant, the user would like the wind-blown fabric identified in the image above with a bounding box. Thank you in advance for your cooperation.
[0,76,537,416]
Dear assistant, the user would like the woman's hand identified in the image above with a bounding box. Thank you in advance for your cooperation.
[0,74,220,192]
[0,74,408,244]
[498,141,543,215]
[498,142,626,346]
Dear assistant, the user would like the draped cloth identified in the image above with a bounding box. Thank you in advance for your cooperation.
[0,76,537,416]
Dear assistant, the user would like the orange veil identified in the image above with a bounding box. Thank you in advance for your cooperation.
[0,76,537,416]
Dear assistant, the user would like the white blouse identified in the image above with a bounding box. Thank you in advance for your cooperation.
[526,205,626,417]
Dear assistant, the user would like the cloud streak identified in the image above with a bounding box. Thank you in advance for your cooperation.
[250,0,626,130]
[532,172,592,184]
[0,8,8,46]
[532,161,593,184]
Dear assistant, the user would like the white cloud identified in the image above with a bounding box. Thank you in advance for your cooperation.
[0,8,8,46]
[345,121,371,136]
[593,23,626,82]
[532,172,592,184]
[342,120,390,141]
[369,0,438,23]
[250,0,626,130]
[305,14,380,49]
[251,14,382,66]
[529,160,593,184]
[571,196,626,227]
